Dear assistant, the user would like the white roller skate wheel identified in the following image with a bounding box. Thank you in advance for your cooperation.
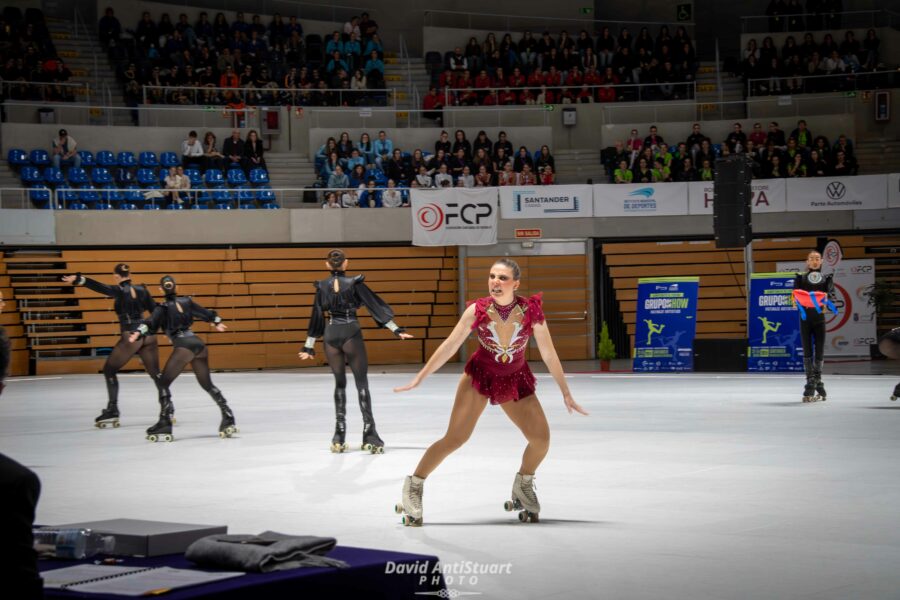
[394,504,403,514]
[518,511,528,522]
[163,434,173,442]
[148,434,158,442]
[891,395,897,401]
[504,500,514,512]
[374,447,384,454]
[113,421,120,428]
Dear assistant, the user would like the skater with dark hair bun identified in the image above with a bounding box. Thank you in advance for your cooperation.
[393,258,588,526]
[299,249,413,454]
[878,328,900,401]
[793,250,837,403]
[129,276,235,442]
[62,264,162,427]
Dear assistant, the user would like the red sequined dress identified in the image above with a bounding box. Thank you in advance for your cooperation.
[464,293,545,405]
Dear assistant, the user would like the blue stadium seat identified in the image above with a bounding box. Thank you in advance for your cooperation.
[117,152,137,168]
[205,169,225,187]
[712,143,723,157]
[158,168,170,185]
[249,168,269,186]
[66,167,89,186]
[227,168,247,187]
[192,201,210,209]
[20,166,43,185]
[238,189,256,208]
[103,189,125,205]
[57,186,78,207]
[184,168,202,187]
[166,203,185,210]
[43,167,65,186]
[91,167,113,186]
[115,168,135,185]
[28,185,51,208]
[212,189,232,209]
[160,152,180,168]
[95,201,114,210]
[136,168,158,186]
[67,202,89,210]
[79,186,101,205]
[143,201,163,210]
[96,151,116,168]
[29,149,50,167]
[77,151,95,168]
[138,152,159,168]
[7,148,29,167]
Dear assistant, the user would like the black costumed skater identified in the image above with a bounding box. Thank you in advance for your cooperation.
[61,264,162,427]
[298,249,413,454]
[129,276,235,442]
[878,328,900,401]
[393,258,588,526]
[792,250,837,402]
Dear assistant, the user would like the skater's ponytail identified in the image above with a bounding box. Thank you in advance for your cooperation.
[326,249,346,272]
[493,258,521,280]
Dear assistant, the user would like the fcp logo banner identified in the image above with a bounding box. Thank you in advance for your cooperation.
[411,188,499,246]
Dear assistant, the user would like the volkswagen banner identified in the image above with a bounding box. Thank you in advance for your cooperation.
[411,188,498,246]
[785,175,888,212]
[499,185,593,219]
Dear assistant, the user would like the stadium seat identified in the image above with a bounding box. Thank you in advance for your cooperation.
[238,189,256,208]
[184,168,202,187]
[95,201,114,210]
[205,169,225,187]
[7,149,29,167]
[212,189,232,209]
[42,167,65,186]
[67,202,89,210]
[138,151,159,168]
[160,152,180,168]
[166,203,185,210]
[425,51,443,76]
[249,168,269,185]
[79,186,101,205]
[117,152,137,168]
[57,187,78,207]
[227,168,248,186]
[77,150,95,168]
[28,185,51,208]
[136,168,158,186]
[115,168,135,185]
[158,168,170,185]
[66,167,89,186]
[103,189,125,205]
[20,167,43,185]
[29,149,50,167]
[91,167,113,186]
[96,151,116,168]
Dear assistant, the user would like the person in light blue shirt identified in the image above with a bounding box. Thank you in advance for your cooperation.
[325,31,344,56]
[346,148,365,172]
[364,33,383,58]
[326,50,349,74]
[373,130,393,169]
[359,179,383,208]
[344,32,362,67]
[328,165,350,189]
[364,50,384,76]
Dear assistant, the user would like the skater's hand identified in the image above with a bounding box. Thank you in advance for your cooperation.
[298,352,313,360]
[564,393,588,416]
[61,275,76,283]
[213,322,227,332]
[393,376,421,392]
[398,332,414,340]
[127,331,141,343]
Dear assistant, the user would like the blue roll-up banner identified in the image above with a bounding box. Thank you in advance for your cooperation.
[633,277,700,372]
[747,273,803,372]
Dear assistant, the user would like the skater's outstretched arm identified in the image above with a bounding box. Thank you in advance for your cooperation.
[61,274,116,297]
[128,304,165,342]
[533,322,588,416]
[355,279,414,340]
[189,299,227,331]
[394,303,477,392]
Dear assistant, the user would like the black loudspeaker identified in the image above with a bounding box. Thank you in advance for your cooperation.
[693,339,747,372]
[713,157,752,248]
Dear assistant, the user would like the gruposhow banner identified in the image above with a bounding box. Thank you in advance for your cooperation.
[747,273,803,372]
[633,277,699,372]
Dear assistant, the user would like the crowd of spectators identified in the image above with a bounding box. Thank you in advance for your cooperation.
[739,28,885,96]
[763,0,846,33]
[603,119,858,183]
[423,25,698,118]
[97,7,388,110]
[0,7,75,102]
[314,128,556,207]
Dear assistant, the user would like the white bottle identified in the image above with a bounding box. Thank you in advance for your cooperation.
[33,528,116,559]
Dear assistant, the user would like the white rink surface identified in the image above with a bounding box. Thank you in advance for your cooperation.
[2,366,900,600]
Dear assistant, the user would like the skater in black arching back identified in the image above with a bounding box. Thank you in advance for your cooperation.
[298,249,413,454]
[129,276,235,442]
[793,250,836,402]
[61,264,162,427]
[878,328,900,401]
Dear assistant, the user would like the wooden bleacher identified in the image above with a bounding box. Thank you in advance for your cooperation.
[602,235,900,351]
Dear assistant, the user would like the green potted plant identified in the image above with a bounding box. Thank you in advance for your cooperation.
[863,279,896,358]
[597,321,616,371]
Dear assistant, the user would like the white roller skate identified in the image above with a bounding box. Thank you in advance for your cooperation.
[504,472,540,523]
[394,475,424,527]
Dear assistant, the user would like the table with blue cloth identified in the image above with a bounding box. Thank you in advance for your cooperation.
[40,546,445,599]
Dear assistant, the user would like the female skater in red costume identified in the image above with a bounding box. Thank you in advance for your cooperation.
[394,258,588,525]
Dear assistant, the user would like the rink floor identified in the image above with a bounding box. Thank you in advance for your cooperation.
[2,362,900,600]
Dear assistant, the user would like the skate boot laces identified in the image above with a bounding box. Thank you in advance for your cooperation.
[517,475,539,509]
[406,477,423,514]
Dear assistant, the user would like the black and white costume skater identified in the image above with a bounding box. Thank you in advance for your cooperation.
[63,264,162,427]
[300,250,410,453]
[878,328,900,401]
[133,276,235,441]
[794,266,835,402]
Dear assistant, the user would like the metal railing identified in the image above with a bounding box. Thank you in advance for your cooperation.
[73,5,101,103]
[1,100,265,128]
[0,80,91,101]
[739,9,898,33]
[139,0,375,24]
[423,9,694,31]
[746,70,899,98]
[302,105,553,128]
[140,84,396,108]
[443,81,697,105]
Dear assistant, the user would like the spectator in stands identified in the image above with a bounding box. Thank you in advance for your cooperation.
[538,164,554,185]
[498,162,519,186]
[632,157,652,183]
[808,149,829,176]
[242,129,265,174]
[387,149,412,184]
[359,179,382,207]
[434,163,453,187]
[98,7,121,48]
[164,165,189,204]
[862,29,880,70]
[764,154,784,178]
[832,134,856,173]
[452,130,472,161]
[341,187,359,208]
[416,165,433,188]
[180,130,204,169]
[449,47,468,74]
[374,130,393,169]
[50,129,81,170]
[222,129,244,167]
[534,145,554,174]
[363,50,384,87]
[643,125,664,151]
[359,12,378,39]
[348,164,367,188]
[767,121,786,149]
[383,179,406,207]
[328,164,349,189]
[323,191,342,208]
[513,146,533,173]
[516,163,534,185]
[790,120,813,149]
[831,151,852,177]
[787,153,807,177]
[449,148,468,179]
[427,149,448,174]
[675,157,697,181]
[475,164,493,187]
[201,132,225,171]
[747,122,766,148]
[365,34,383,58]
[493,131,513,161]
[434,130,451,155]
[725,122,748,153]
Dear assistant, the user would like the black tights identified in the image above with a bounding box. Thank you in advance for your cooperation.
[800,318,825,362]
[159,345,216,395]
[324,326,369,393]
[103,333,161,404]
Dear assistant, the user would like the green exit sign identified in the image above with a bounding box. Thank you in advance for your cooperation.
[580,7,593,14]
[676,3,692,21]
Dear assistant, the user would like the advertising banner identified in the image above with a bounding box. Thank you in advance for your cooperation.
[411,187,498,246]
[633,276,699,372]
[785,175,888,212]
[888,173,900,208]
[776,259,876,356]
[747,273,803,371]
[499,185,593,219]
[593,182,690,217]
[687,179,787,214]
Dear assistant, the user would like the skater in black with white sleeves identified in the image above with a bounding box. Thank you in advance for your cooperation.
[298,249,413,454]
[793,250,836,402]
[878,328,900,402]
[61,264,162,427]
[129,276,236,442]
